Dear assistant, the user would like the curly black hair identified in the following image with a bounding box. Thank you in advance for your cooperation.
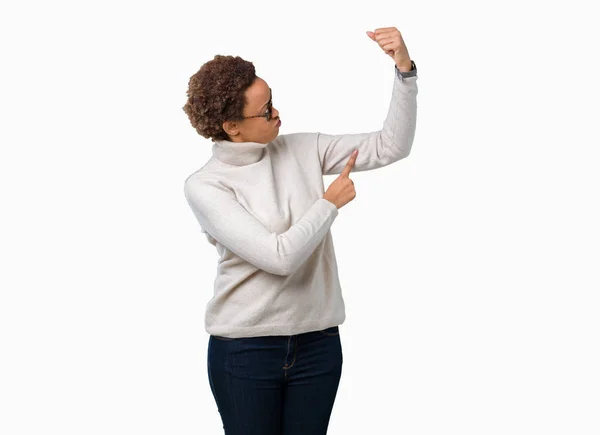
[182,55,257,142]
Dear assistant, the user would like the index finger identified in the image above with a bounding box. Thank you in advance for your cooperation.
[340,150,358,177]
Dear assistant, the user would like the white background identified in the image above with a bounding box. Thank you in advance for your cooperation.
[1,0,599,434]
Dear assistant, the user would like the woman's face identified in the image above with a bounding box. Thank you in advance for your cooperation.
[222,77,280,144]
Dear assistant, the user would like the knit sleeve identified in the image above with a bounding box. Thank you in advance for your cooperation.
[316,64,418,175]
[184,180,339,276]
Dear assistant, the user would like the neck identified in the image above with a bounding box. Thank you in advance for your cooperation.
[212,139,268,166]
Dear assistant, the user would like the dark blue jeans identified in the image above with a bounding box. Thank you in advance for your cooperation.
[207,326,343,435]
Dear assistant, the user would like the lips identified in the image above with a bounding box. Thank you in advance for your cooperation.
[276,119,281,127]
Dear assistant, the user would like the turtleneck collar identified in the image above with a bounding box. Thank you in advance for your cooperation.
[212,139,269,166]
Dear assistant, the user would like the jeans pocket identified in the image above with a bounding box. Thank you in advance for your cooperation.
[318,326,340,336]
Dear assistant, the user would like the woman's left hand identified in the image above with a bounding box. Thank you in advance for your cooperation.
[366,27,412,72]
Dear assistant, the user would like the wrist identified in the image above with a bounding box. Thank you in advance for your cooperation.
[322,195,338,209]
[396,59,413,72]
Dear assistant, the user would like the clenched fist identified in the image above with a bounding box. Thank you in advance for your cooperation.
[366,27,412,72]
[323,150,358,209]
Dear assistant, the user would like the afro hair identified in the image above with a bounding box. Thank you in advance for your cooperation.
[182,55,257,142]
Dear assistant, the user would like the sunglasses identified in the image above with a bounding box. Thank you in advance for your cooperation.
[239,88,274,122]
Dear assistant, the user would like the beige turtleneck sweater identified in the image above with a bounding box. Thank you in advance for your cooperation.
[184,64,418,338]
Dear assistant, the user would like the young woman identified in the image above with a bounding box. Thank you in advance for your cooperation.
[182,26,418,435]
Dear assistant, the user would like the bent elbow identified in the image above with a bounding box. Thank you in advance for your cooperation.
[396,134,415,161]
[400,147,411,160]
[268,256,306,277]
[261,256,295,276]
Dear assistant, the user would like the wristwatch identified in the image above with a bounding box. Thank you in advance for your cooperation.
[396,60,417,79]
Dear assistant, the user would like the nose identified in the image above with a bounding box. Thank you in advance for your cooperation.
[271,106,280,120]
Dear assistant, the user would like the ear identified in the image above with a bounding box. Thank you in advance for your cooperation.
[222,120,240,137]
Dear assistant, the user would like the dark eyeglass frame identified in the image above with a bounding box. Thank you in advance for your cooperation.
[238,88,273,122]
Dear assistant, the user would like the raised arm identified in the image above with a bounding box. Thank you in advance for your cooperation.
[318,27,418,175]
[317,64,418,175]
[184,180,339,276]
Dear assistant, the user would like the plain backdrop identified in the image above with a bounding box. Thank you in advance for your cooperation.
[1,0,599,434]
